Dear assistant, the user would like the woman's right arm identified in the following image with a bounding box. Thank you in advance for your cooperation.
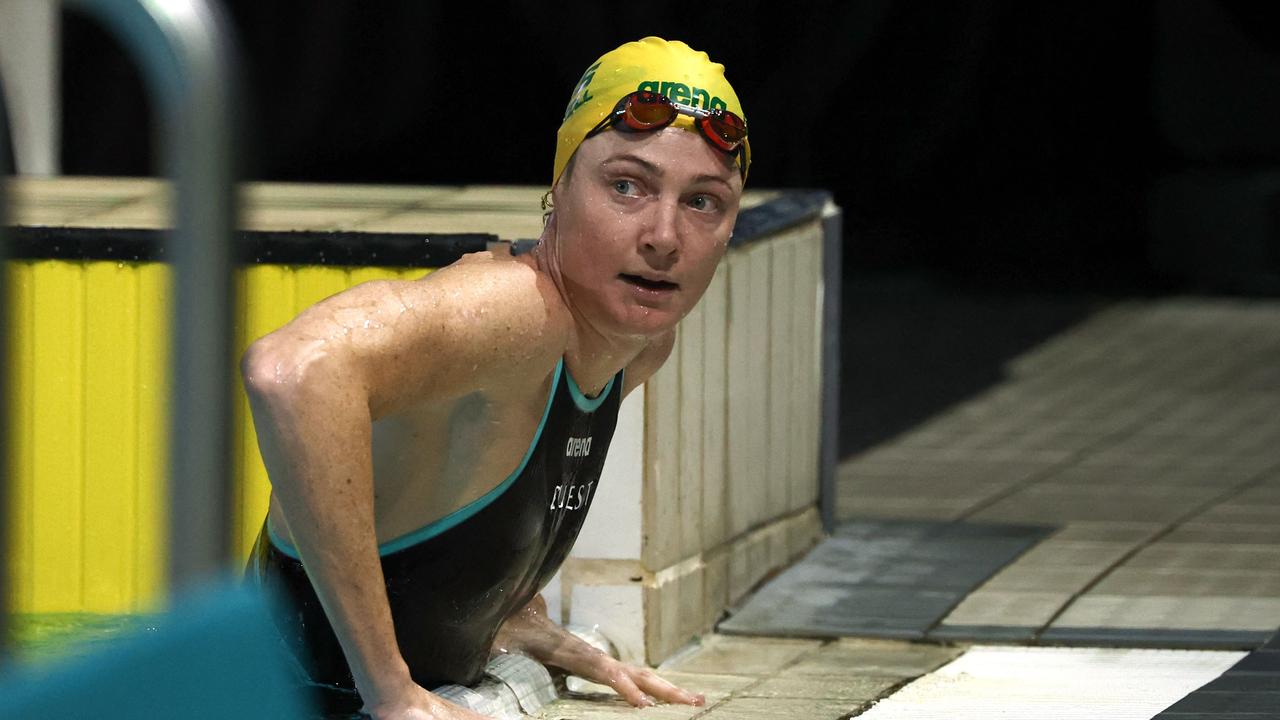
[241,261,562,719]
[243,332,429,715]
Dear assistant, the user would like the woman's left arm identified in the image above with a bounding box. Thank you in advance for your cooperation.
[492,595,704,708]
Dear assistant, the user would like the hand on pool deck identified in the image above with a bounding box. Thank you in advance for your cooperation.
[493,595,706,709]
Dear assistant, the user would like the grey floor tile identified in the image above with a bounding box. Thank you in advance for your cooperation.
[1052,595,1280,632]
[1232,485,1280,503]
[779,639,961,677]
[1197,504,1280,525]
[839,477,1013,501]
[976,564,1105,591]
[660,636,821,676]
[695,697,859,719]
[972,490,1202,524]
[1005,540,1136,568]
[941,590,1073,626]
[653,672,758,700]
[737,674,901,701]
[1044,464,1247,488]
[837,499,975,522]
[1125,544,1280,571]
[1045,521,1165,543]
[1164,523,1280,545]
[1091,568,1280,597]
[535,697,702,719]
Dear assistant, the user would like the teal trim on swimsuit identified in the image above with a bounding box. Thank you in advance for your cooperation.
[565,364,617,412]
[268,359,565,561]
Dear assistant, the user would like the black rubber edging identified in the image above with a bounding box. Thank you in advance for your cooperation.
[729,190,830,249]
[4,226,493,268]
[1038,627,1275,651]
[1153,626,1280,718]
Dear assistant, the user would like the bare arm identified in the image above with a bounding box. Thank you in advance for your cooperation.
[243,256,565,718]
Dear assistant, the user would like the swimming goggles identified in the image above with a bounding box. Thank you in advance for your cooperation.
[584,90,749,181]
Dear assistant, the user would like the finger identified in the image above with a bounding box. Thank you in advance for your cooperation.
[601,663,656,708]
[633,669,705,707]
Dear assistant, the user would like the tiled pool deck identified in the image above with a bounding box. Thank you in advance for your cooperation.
[841,297,1280,647]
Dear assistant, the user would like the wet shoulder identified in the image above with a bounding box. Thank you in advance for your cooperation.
[409,249,571,379]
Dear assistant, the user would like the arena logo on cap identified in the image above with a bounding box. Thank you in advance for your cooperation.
[636,80,728,112]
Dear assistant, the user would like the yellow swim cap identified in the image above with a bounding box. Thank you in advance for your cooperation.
[553,36,750,187]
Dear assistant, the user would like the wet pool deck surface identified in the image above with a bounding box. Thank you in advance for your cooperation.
[538,292,1280,719]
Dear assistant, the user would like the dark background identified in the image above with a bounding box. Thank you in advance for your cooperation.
[51,0,1280,455]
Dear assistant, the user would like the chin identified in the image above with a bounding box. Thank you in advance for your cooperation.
[612,303,684,338]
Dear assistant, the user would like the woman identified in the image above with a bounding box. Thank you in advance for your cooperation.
[244,37,750,720]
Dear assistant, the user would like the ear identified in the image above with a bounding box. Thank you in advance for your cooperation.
[542,208,557,238]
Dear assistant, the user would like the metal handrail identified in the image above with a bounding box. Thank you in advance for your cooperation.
[64,0,239,592]
[1,67,12,665]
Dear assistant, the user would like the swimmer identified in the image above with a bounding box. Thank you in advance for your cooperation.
[243,37,750,720]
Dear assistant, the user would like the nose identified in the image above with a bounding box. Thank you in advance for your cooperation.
[640,199,680,266]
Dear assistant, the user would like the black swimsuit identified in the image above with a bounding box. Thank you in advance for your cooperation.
[248,359,623,706]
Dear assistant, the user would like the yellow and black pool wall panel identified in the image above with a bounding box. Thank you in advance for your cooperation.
[5,226,486,614]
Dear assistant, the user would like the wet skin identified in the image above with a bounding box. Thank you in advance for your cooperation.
[242,125,741,720]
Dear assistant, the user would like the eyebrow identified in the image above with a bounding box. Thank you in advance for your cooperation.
[601,154,662,176]
[692,173,735,192]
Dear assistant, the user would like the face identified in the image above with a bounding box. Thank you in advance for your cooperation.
[548,124,743,339]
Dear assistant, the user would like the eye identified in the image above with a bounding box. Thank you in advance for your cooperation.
[612,179,639,196]
[688,194,720,212]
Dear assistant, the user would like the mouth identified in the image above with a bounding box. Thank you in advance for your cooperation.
[619,273,680,292]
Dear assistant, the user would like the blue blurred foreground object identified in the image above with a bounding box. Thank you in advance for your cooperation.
[0,584,311,719]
